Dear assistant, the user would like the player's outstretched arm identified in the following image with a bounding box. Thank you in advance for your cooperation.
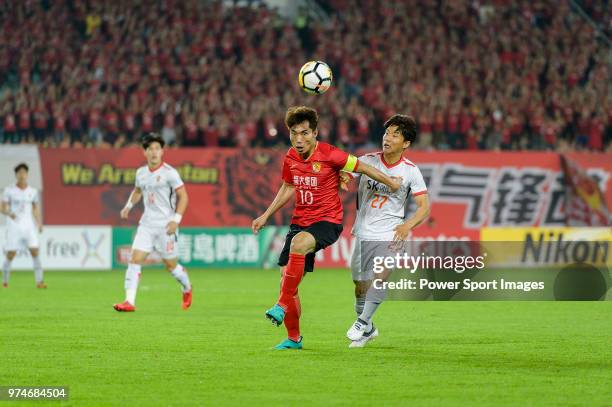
[394,193,431,241]
[120,187,142,219]
[32,202,43,233]
[355,162,401,192]
[252,182,294,234]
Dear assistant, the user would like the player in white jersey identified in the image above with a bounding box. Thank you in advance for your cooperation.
[343,115,430,347]
[113,133,192,312]
[1,163,46,288]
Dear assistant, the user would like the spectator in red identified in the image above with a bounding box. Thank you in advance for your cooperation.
[416,109,432,150]
[2,103,17,144]
[261,113,279,147]
[104,108,120,145]
[576,109,591,149]
[87,104,103,145]
[588,113,604,151]
[182,109,200,146]
[446,104,462,149]
[141,105,155,135]
[122,102,137,143]
[432,108,446,149]
[459,107,473,147]
[68,106,83,145]
[336,117,350,148]
[52,103,66,145]
[161,107,177,146]
[17,102,31,143]
[32,102,49,143]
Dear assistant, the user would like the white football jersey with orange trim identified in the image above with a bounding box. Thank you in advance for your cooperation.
[351,153,427,240]
[135,162,184,228]
[2,184,38,228]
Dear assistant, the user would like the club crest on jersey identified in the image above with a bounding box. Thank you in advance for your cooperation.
[156,176,161,182]
[312,162,321,173]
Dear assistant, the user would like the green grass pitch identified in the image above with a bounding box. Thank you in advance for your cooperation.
[1,268,610,406]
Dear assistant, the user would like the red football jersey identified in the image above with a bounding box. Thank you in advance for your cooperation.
[282,142,359,227]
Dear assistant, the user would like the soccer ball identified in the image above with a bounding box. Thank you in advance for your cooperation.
[298,61,333,94]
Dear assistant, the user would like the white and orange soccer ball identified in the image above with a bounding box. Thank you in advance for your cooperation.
[298,61,333,94]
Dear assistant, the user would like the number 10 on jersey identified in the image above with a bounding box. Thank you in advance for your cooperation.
[299,189,314,205]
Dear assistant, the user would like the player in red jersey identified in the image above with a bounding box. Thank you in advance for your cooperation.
[252,106,401,350]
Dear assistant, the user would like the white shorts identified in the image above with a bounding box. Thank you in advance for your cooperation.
[4,224,39,252]
[350,236,398,281]
[132,225,179,260]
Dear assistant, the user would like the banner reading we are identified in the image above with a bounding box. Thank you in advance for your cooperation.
[40,148,293,227]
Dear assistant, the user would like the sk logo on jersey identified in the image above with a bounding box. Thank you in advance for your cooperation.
[312,162,321,173]
[156,176,161,182]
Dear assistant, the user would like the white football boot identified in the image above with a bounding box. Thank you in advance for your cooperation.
[346,318,370,341]
[349,325,379,348]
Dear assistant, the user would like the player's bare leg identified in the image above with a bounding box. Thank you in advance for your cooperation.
[114,249,147,312]
[29,247,46,288]
[2,251,16,288]
[162,257,192,310]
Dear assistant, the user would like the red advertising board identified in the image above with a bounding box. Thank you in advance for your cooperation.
[40,148,294,227]
[315,151,611,267]
[41,148,611,267]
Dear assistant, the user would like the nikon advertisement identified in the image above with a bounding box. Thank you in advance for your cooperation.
[359,228,610,301]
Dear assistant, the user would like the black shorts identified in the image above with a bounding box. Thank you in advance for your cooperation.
[278,221,343,273]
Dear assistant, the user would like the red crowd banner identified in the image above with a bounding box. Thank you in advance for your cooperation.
[41,149,611,234]
[561,155,610,226]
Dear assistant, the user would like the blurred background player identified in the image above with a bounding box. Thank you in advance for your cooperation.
[1,163,45,288]
[344,115,430,348]
[251,106,401,350]
[113,133,192,312]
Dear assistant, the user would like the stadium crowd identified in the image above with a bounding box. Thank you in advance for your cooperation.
[0,0,610,151]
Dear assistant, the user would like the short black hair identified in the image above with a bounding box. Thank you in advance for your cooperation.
[384,114,417,143]
[141,133,165,149]
[14,163,29,173]
[285,106,318,131]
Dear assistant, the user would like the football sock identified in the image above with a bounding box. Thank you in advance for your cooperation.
[355,296,365,316]
[359,302,380,325]
[359,284,388,324]
[278,253,305,310]
[32,256,43,283]
[2,259,11,285]
[170,264,191,292]
[284,293,302,342]
[124,263,141,305]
